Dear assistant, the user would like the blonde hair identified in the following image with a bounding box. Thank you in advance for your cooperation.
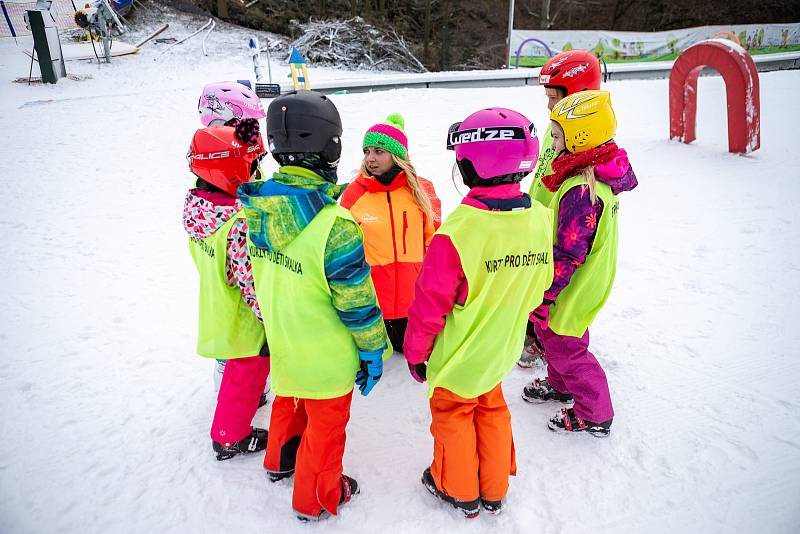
[552,120,599,204]
[580,165,599,205]
[360,153,434,223]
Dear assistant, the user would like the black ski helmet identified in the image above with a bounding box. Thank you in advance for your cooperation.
[266,90,342,165]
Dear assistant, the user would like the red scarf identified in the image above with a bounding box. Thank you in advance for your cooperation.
[544,142,619,192]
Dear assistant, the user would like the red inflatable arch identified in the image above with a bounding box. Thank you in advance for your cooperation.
[669,39,760,153]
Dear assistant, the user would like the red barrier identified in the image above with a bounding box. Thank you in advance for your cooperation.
[669,40,760,153]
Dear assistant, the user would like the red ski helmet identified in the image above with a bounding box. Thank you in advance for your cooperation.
[539,50,602,96]
[188,120,265,196]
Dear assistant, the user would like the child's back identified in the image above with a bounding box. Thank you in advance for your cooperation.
[405,108,553,518]
[241,90,389,522]
[185,120,271,460]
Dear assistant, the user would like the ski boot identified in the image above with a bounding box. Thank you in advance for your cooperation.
[521,377,573,404]
[481,498,504,515]
[296,475,360,521]
[267,469,294,483]
[258,380,271,408]
[547,407,612,438]
[266,434,299,483]
[517,334,546,368]
[212,427,268,460]
[421,468,480,519]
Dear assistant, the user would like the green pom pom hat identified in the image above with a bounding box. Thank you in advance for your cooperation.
[362,113,408,160]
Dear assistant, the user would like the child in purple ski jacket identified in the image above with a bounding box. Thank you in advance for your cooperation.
[521,90,637,437]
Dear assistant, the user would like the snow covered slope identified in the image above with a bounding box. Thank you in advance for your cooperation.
[1,30,799,534]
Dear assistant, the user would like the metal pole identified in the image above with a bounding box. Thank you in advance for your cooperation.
[505,0,515,68]
[265,43,273,84]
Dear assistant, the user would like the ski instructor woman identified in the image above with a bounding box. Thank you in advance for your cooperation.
[340,114,442,353]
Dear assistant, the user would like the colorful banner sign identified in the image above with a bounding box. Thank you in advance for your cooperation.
[511,23,800,66]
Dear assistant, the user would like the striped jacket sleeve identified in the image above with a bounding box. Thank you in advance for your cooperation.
[324,216,388,353]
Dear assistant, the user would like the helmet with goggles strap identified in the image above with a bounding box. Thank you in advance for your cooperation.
[446,108,539,188]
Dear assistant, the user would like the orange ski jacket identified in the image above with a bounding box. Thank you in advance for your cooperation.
[340,171,441,319]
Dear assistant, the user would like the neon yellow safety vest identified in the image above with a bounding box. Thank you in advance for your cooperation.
[547,175,619,337]
[249,203,389,399]
[426,203,554,399]
[529,124,558,207]
[189,211,265,359]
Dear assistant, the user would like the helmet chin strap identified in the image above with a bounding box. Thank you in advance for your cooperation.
[451,167,468,197]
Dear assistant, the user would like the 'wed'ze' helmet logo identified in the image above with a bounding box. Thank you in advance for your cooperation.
[448,126,526,148]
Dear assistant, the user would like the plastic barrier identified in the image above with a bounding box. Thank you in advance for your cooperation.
[669,39,760,153]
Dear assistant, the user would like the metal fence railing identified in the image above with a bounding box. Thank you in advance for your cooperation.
[1,0,77,38]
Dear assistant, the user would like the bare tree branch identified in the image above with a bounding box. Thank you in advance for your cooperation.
[289,17,427,72]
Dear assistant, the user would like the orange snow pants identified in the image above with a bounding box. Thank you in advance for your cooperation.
[429,383,516,503]
[263,391,352,517]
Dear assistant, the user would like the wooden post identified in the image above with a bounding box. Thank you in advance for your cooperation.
[216,0,228,19]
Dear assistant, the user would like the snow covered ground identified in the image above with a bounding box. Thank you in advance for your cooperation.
[1,13,800,533]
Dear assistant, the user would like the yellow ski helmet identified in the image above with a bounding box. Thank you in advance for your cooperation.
[549,90,616,153]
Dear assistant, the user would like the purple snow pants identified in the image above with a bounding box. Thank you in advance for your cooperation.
[535,325,614,424]
[210,355,269,445]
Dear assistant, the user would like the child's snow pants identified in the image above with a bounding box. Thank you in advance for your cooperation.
[429,383,516,503]
[536,324,614,423]
[210,355,270,444]
[263,391,353,517]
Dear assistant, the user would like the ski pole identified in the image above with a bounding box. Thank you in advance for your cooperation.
[154,18,212,61]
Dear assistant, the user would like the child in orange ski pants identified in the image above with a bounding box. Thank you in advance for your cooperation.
[263,392,353,518]
[429,384,516,505]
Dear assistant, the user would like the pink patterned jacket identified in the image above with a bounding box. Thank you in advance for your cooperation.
[182,189,262,322]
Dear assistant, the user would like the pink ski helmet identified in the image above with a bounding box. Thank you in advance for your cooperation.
[446,108,539,187]
[198,81,267,126]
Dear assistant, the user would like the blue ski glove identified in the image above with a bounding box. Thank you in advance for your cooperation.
[355,349,383,396]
